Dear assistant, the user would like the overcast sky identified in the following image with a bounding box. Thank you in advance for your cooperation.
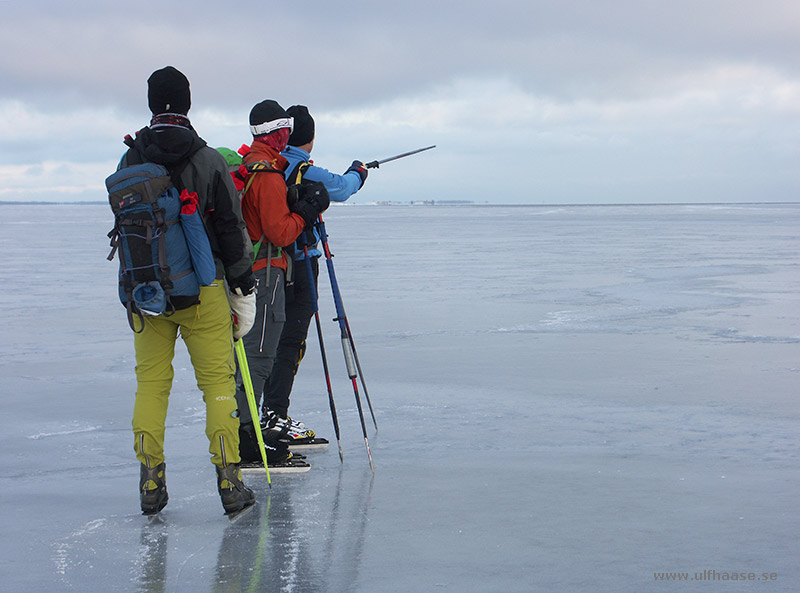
[1,0,798,204]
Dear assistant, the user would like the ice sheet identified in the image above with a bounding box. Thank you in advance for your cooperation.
[0,203,797,592]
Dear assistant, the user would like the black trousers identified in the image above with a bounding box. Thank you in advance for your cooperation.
[263,256,319,417]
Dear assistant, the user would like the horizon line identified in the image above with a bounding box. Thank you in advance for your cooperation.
[1,200,799,208]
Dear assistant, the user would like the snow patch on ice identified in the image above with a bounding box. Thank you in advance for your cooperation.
[53,518,109,578]
[713,328,800,344]
[28,424,103,439]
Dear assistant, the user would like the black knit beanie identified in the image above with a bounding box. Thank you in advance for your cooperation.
[249,100,290,135]
[287,105,315,147]
[147,66,191,115]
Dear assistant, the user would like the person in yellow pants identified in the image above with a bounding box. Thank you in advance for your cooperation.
[117,66,257,516]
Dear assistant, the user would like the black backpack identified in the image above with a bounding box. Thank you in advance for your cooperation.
[285,161,328,251]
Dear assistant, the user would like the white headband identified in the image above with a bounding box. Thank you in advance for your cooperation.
[249,117,294,136]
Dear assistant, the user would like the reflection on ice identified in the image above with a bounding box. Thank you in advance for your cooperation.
[58,464,375,593]
[211,471,373,593]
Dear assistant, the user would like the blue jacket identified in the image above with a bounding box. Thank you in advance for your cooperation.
[281,144,362,259]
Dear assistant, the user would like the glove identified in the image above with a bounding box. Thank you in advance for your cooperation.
[228,291,255,340]
[286,183,300,211]
[290,181,330,227]
[345,160,367,188]
[227,271,256,339]
[229,271,255,296]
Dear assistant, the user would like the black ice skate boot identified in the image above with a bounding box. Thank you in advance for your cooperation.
[216,463,256,515]
[238,422,262,463]
[238,421,311,473]
[140,462,168,515]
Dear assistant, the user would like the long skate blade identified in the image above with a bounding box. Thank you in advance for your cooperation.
[227,502,257,523]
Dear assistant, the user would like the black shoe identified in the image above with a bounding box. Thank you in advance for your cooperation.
[238,422,261,462]
[240,421,284,462]
[140,462,168,515]
[239,421,310,472]
[216,463,256,515]
[266,439,292,464]
[240,421,292,464]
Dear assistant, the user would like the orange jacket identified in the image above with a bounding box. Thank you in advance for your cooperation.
[241,141,306,271]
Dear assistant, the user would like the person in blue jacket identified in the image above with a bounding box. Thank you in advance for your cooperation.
[260,104,367,447]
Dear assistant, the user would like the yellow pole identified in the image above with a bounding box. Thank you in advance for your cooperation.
[234,339,271,487]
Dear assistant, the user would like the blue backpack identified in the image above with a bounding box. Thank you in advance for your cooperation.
[105,161,216,332]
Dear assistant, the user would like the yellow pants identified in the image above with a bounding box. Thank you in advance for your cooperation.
[132,281,240,468]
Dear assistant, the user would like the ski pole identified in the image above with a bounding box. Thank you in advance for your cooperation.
[258,246,273,420]
[317,215,376,473]
[300,240,344,462]
[234,338,271,487]
[364,145,435,169]
[317,215,378,431]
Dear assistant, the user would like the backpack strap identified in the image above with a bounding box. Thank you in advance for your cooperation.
[243,160,283,191]
[288,161,311,186]
[286,161,316,260]
[243,160,285,263]
[168,158,192,191]
[127,300,146,333]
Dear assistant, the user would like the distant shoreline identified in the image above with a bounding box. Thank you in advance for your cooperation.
[1,200,798,208]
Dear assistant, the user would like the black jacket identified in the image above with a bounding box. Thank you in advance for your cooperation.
[121,125,254,287]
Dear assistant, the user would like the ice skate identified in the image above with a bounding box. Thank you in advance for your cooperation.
[140,462,168,516]
[261,410,329,450]
[216,463,256,515]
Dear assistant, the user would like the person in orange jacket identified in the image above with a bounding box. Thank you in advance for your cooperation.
[234,99,329,470]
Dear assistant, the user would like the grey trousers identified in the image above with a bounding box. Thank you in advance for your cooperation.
[234,266,286,425]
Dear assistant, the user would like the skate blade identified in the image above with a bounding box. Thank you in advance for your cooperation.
[227,502,256,523]
[145,512,165,524]
[240,462,311,474]
[282,437,330,451]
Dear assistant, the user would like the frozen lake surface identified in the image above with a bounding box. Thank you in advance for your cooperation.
[1,202,798,592]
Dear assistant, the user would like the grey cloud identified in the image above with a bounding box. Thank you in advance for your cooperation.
[1,0,798,204]
[2,0,798,114]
